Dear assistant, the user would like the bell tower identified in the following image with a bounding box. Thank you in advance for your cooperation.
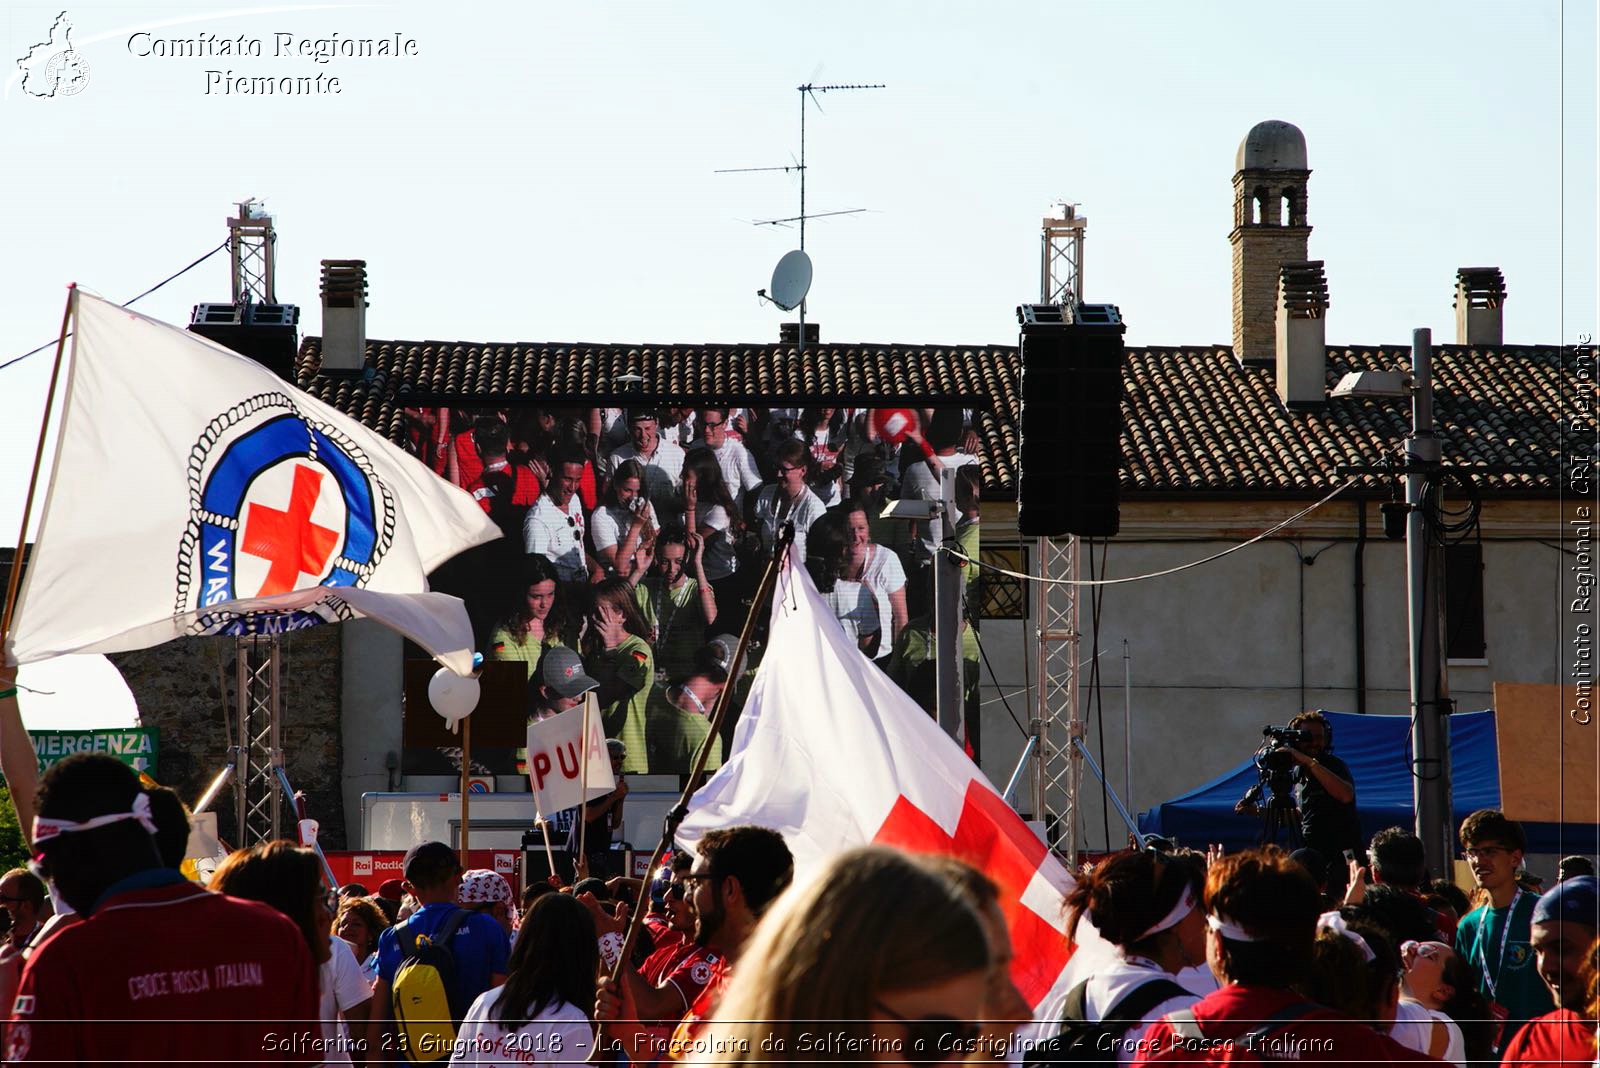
[1231,121,1311,365]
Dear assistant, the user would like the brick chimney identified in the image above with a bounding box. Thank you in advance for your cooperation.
[1231,121,1312,366]
[1454,267,1505,346]
[1275,260,1328,407]
[318,259,368,375]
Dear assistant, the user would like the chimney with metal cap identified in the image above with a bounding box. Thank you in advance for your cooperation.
[1454,267,1505,346]
[319,259,368,375]
[1275,260,1328,407]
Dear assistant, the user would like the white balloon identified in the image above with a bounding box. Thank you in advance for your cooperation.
[428,668,480,733]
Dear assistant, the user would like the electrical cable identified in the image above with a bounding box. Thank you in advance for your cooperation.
[942,477,1359,586]
[0,239,232,374]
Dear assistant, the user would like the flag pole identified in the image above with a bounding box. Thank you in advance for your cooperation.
[576,692,592,878]
[1,285,78,847]
[602,523,795,1008]
[459,713,471,869]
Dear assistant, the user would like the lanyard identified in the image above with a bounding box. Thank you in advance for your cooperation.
[1478,889,1525,1000]
[675,684,709,717]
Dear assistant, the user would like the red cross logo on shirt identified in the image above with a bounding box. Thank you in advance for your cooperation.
[873,780,1072,1005]
[240,464,341,595]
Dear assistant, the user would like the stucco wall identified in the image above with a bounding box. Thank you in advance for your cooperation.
[969,498,1566,852]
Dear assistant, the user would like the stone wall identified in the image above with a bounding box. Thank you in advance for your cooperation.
[110,625,348,848]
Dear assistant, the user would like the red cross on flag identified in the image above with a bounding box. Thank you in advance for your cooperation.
[4,291,501,675]
[677,550,1076,1008]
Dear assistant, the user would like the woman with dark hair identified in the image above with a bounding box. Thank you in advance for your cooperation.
[449,892,597,1066]
[582,577,654,774]
[590,458,657,580]
[633,525,717,683]
[839,499,907,660]
[794,406,846,506]
[680,447,740,585]
[213,841,373,1064]
[752,438,827,560]
[1029,850,1205,1064]
[489,556,571,677]
[335,895,390,985]
[1397,940,1478,1066]
[804,510,880,657]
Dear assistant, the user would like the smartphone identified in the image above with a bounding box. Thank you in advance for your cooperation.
[1342,849,1357,865]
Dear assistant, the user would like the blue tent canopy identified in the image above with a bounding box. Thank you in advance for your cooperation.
[1136,710,1596,856]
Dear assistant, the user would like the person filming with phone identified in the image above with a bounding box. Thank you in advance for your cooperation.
[1234,711,1360,897]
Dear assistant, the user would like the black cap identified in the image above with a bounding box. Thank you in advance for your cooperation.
[402,840,460,884]
[628,408,660,424]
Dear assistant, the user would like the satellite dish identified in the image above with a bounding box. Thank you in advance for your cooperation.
[770,250,813,311]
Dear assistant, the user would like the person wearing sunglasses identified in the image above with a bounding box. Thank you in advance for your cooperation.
[702,845,990,1066]
[1451,809,1553,1052]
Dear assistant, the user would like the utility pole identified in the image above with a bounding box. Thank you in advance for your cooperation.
[933,464,965,740]
[1406,328,1453,875]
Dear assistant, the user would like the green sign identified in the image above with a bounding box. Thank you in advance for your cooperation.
[28,728,159,777]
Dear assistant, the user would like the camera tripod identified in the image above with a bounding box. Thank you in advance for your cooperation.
[1239,777,1303,849]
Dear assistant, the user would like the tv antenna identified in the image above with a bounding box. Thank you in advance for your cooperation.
[720,80,884,353]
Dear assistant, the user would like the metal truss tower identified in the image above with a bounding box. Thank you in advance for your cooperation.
[232,634,284,845]
[1031,203,1086,866]
[228,199,277,305]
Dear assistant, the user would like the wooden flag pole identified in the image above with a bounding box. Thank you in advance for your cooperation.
[1,286,78,846]
[576,692,593,877]
[459,714,471,869]
[598,523,794,1048]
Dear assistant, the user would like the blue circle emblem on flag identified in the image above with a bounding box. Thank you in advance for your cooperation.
[176,394,395,635]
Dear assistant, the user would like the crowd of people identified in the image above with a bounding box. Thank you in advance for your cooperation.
[6,748,1599,1065]
[409,405,988,775]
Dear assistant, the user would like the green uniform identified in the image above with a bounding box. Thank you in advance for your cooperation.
[595,634,653,774]
[633,577,707,683]
[488,624,559,679]
[644,684,723,775]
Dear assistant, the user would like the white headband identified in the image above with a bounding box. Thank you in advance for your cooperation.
[1136,885,1197,942]
[1317,912,1377,963]
[33,792,159,846]
[1206,912,1266,942]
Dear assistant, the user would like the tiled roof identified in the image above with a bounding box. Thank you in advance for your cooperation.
[296,338,1581,496]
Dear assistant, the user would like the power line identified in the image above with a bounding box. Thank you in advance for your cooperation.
[0,239,232,374]
[942,478,1359,587]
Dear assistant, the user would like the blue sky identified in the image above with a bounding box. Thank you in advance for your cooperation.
[1,0,1595,544]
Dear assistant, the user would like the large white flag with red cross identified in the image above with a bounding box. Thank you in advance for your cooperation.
[4,291,499,674]
[676,550,1075,1007]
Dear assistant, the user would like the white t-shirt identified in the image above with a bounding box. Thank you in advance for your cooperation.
[1392,997,1465,1065]
[709,439,764,506]
[823,579,880,645]
[523,495,588,581]
[858,544,907,659]
[753,485,827,561]
[1034,955,1199,1067]
[448,990,593,1067]
[589,504,635,554]
[695,503,736,580]
[606,439,685,513]
[319,936,375,1065]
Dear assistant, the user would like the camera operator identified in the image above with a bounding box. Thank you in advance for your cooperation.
[1235,711,1360,896]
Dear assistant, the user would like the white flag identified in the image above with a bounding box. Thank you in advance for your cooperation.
[677,549,1076,1008]
[525,701,615,816]
[5,291,500,674]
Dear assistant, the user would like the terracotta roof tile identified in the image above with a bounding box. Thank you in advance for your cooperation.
[296,338,1582,496]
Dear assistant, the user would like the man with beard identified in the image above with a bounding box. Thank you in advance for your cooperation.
[595,826,793,1062]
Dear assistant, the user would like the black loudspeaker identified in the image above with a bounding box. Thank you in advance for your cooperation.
[1016,304,1128,538]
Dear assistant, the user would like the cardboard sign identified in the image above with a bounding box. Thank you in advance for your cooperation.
[1493,682,1597,824]
[525,697,615,816]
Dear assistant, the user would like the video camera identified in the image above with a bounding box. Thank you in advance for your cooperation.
[1254,725,1311,774]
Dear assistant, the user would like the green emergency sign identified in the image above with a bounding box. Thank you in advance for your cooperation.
[28,728,159,777]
